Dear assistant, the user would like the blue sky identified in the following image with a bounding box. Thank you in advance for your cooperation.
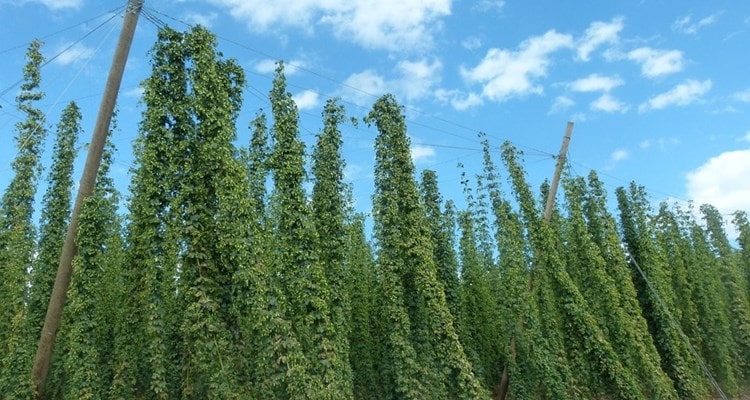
[1,0,750,231]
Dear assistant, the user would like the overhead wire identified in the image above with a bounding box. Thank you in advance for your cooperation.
[140,7,652,209]
[141,6,569,179]
[0,8,123,100]
[624,248,729,400]
[138,6,566,195]
[140,8,169,29]
[0,5,125,56]
[3,6,737,218]
[565,157,740,218]
[141,7,491,145]
[0,11,121,175]
[29,10,743,396]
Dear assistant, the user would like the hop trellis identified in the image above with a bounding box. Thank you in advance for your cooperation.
[1,27,750,400]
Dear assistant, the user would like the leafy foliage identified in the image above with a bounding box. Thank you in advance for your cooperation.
[311,98,355,398]
[367,94,485,399]
[267,61,345,399]
[60,138,122,400]
[616,184,708,399]
[0,39,48,398]
[5,26,750,400]
[28,102,81,342]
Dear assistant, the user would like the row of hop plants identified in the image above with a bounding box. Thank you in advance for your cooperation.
[1,26,750,399]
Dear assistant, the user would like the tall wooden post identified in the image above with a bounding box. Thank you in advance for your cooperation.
[496,121,574,399]
[543,121,574,221]
[31,1,143,397]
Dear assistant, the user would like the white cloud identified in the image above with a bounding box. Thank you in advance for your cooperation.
[254,58,308,75]
[395,59,442,100]
[340,58,441,106]
[52,42,95,66]
[627,47,684,78]
[687,149,750,216]
[640,137,680,150]
[254,59,278,74]
[473,0,505,14]
[410,144,436,162]
[339,70,387,106]
[208,0,323,32]
[461,36,482,50]
[733,88,750,102]
[576,16,624,61]
[123,86,144,98]
[451,92,483,110]
[323,0,451,52]
[460,30,573,102]
[435,89,483,110]
[611,148,630,161]
[548,95,575,114]
[740,131,750,142]
[602,48,626,62]
[569,73,623,92]
[18,0,82,9]
[183,11,219,27]
[639,79,712,112]
[570,112,587,122]
[672,14,719,35]
[210,0,451,52]
[292,90,320,110]
[591,93,628,113]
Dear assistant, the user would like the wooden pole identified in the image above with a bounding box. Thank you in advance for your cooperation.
[31,1,143,397]
[496,121,574,399]
[543,121,574,221]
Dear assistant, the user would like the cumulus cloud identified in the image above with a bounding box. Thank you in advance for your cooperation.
[569,112,587,122]
[627,47,684,78]
[254,59,308,75]
[123,86,145,98]
[323,0,451,52]
[209,0,451,52]
[435,89,483,110]
[686,149,750,217]
[292,90,320,110]
[611,148,630,161]
[576,16,624,61]
[460,30,573,103]
[639,79,712,112]
[339,70,387,106]
[733,88,750,102]
[548,95,575,115]
[591,93,628,113]
[15,0,82,9]
[183,11,218,27]
[410,143,436,162]
[340,59,442,106]
[640,137,680,150]
[461,36,482,50]
[569,73,623,92]
[472,0,505,14]
[52,42,95,66]
[672,13,719,35]
[254,59,277,74]
[395,59,443,100]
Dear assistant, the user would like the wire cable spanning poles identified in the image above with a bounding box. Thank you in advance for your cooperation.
[623,248,729,400]
[30,1,144,398]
